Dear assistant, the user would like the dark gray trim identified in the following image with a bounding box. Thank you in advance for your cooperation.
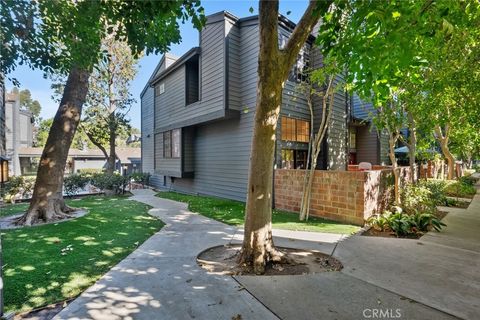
[224,25,230,110]
[153,88,156,170]
[206,11,239,24]
[150,47,201,86]
[154,109,240,134]
[238,15,258,27]
[181,127,185,174]
[141,56,165,98]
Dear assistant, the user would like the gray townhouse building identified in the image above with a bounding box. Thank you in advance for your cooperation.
[141,11,389,202]
[5,90,34,176]
[0,78,7,184]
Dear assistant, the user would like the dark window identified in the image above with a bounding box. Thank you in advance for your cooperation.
[163,131,171,158]
[172,129,181,158]
[281,117,310,143]
[185,56,199,105]
[281,149,308,169]
[163,129,181,158]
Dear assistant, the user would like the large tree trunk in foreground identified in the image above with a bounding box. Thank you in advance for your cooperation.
[435,124,455,180]
[16,67,90,226]
[239,0,325,274]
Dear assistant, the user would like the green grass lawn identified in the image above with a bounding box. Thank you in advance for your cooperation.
[0,202,29,217]
[1,196,163,313]
[156,191,360,234]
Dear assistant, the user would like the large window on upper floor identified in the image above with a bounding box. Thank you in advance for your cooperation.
[281,116,310,143]
[185,55,199,105]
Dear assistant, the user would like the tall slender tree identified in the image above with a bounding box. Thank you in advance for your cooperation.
[239,0,332,274]
[1,0,205,225]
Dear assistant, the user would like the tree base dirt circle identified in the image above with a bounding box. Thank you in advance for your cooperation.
[0,209,88,230]
[197,244,343,276]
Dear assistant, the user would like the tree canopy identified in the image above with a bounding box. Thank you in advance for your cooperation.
[1,0,205,79]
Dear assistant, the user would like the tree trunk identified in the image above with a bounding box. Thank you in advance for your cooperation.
[16,67,90,226]
[388,133,400,205]
[435,124,455,180]
[239,22,285,275]
[239,0,325,274]
[407,112,416,184]
[106,113,116,174]
[299,77,334,221]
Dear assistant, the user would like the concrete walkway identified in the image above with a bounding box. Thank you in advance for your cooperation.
[55,189,278,320]
[55,180,480,320]
[236,176,480,320]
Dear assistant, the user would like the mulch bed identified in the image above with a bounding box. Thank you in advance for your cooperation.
[197,244,342,276]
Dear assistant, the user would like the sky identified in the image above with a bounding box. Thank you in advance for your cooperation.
[5,0,309,130]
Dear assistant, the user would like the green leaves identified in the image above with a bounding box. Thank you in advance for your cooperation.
[1,0,206,76]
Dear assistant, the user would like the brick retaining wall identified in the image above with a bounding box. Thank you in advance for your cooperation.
[274,169,401,225]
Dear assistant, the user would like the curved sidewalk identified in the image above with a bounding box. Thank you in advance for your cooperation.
[54,189,278,320]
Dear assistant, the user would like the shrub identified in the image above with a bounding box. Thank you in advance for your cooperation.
[2,176,34,202]
[91,173,129,194]
[401,184,436,214]
[64,173,90,197]
[77,168,104,174]
[129,172,151,186]
[409,210,446,233]
[367,207,446,238]
[420,180,448,206]
[445,180,476,198]
[459,175,477,186]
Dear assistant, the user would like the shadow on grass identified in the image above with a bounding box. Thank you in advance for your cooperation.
[1,195,163,313]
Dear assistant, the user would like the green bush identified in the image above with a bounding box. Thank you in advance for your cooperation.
[420,180,448,206]
[64,173,90,197]
[77,168,104,174]
[459,175,477,186]
[2,176,34,202]
[129,172,151,186]
[367,207,446,237]
[91,173,129,194]
[401,184,436,214]
[445,180,476,198]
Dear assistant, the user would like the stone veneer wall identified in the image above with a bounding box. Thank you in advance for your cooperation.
[274,169,399,225]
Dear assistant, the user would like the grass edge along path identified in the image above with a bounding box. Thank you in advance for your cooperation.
[1,195,163,313]
[156,191,360,234]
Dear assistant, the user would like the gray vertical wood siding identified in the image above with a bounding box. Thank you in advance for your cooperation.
[141,11,389,200]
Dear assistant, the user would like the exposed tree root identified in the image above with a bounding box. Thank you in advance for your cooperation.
[238,235,294,274]
[14,199,76,226]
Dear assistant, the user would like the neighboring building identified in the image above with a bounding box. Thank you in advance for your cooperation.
[0,78,8,184]
[5,90,34,176]
[349,94,390,166]
[17,147,141,176]
[141,11,388,201]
